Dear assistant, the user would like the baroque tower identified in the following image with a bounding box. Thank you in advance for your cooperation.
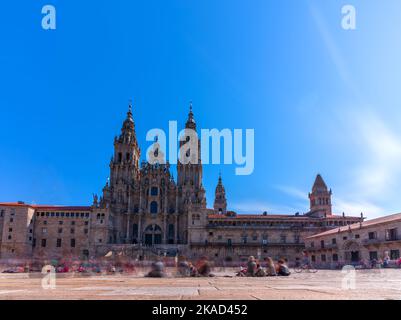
[213,173,227,214]
[177,103,206,211]
[102,102,141,242]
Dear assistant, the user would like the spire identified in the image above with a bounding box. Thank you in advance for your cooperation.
[185,101,196,129]
[127,99,133,122]
[312,174,328,193]
[218,171,222,186]
[118,100,136,144]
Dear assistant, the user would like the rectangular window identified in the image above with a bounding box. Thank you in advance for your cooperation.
[311,255,316,262]
[369,251,378,261]
[10,218,13,223]
[385,228,398,241]
[71,221,75,226]
[343,236,347,240]
[332,254,338,262]
[390,250,400,260]
[320,240,325,248]
[84,228,88,234]
[355,234,360,239]
[321,254,326,262]
[41,239,47,247]
[332,238,337,244]
[56,239,62,247]
[70,228,75,234]
[368,232,377,240]
[8,235,12,240]
[8,228,12,232]
[42,228,47,234]
[70,239,75,247]
[58,228,62,234]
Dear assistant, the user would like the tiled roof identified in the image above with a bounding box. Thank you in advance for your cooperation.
[306,212,401,239]
[208,214,294,219]
[207,213,362,220]
[0,202,91,211]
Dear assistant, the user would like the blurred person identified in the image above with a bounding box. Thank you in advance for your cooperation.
[265,257,277,276]
[277,259,291,276]
[146,257,167,278]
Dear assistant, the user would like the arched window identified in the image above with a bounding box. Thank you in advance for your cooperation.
[150,187,158,196]
[150,201,158,214]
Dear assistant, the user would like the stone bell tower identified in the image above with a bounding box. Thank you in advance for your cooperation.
[308,174,332,216]
[213,173,227,215]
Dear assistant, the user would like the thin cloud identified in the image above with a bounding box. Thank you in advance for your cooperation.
[275,185,309,201]
[231,200,299,215]
[309,2,361,98]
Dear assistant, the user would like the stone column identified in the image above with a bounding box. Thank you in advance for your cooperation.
[163,186,168,244]
[138,214,142,245]
[174,214,178,244]
[126,191,131,242]
[163,214,167,244]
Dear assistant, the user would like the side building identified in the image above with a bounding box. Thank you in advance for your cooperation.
[188,174,363,262]
[305,213,401,268]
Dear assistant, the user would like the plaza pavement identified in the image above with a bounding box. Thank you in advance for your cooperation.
[0,268,400,300]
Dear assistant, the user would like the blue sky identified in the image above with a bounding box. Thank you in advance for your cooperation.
[1,0,401,219]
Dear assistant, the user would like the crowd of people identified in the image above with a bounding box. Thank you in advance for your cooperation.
[236,256,291,277]
[146,256,214,278]
[144,255,291,278]
[3,252,401,276]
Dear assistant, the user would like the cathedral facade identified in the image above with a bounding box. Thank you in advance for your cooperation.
[0,104,363,262]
